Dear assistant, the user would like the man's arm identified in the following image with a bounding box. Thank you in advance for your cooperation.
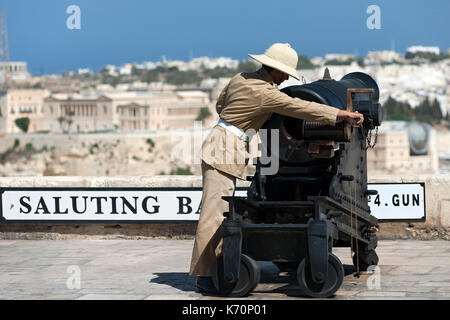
[261,85,363,126]
[215,83,230,115]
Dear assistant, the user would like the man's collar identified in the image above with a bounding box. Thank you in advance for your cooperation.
[256,67,276,86]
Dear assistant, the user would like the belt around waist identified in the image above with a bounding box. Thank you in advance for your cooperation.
[217,119,249,142]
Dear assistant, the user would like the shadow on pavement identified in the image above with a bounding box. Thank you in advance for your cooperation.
[149,272,196,292]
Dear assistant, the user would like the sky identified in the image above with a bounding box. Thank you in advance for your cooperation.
[1,0,449,75]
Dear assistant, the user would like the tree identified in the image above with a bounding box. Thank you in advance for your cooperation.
[131,65,141,76]
[14,117,30,133]
[165,69,201,85]
[414,97,433,124]
[431,98,443,124]
[196,107,212,123]
[297,55,317,69]
[142,69,160,83]
[110,76,119,88]
[238,60,258,72]
[382,96,413,121]
[203,66,236,78]
[57,111,75,133]
[57,116,65,132]
[66,111,75,133]
[412,96,443,125]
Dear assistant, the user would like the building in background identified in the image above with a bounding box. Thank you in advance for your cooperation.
[39,90,211,133]
[406,46,441,55]
[364,50,402,65]
[0,89,50,134]
[0,61,31,83]
[367,121,439,175]
[324,54,355,62]
[111,90,210,131]
[42,94,114,133]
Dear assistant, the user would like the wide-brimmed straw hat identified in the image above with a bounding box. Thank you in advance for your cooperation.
[248,43,299,80]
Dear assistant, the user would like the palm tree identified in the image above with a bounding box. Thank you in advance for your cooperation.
[57,116,66,133]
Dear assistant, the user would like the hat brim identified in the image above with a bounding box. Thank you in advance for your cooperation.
[248,54,300,80]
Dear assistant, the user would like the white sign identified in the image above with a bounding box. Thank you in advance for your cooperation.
[367,183,425,221]
[0,184,424,222]
[0,188,248,222]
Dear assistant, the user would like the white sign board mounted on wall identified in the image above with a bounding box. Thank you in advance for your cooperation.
[0,184,424,223]
[367,183,426,221]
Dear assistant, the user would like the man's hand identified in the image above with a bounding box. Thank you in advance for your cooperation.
[337,110,364,127]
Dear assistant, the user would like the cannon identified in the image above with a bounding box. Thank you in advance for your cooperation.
[212,70,382,298]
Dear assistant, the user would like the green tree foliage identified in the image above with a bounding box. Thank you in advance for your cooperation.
[382,96,414,121]
[382,96,444,124]
[131,65,141,76]
[141,69,160,83]
[196,107,212,122]
[356,57,365,67]
[405,52,450,63]
[203,67,236,78]
[0,139,19,163]
[14,117,30,133]
[145,138,155,152]
[164,68,202,85]
[297,55,317,69]
[237,60,259,73]
[431,98,443,121]
[170,167,193,175]
[414,97,443,124]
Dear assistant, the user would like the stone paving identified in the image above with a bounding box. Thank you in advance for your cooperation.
[0,239,449,300]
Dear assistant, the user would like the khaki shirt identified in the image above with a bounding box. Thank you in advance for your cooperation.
[201,67,339,180]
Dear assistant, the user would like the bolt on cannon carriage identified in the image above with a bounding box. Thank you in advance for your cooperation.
[212,70,382,298]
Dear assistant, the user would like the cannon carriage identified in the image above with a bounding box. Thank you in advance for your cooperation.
[212,71,382,298]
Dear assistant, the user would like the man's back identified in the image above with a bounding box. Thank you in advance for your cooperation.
[218,67,339,132]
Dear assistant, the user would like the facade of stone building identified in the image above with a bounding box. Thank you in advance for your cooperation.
[41,90,211,133]
[367,122,439,174]
[42,94,114,133]
[0,62,31,82]
[0,89,50,134]
[110,91,210,131]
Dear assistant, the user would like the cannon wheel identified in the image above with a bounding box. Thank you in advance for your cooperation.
[353,249,379,271]
[297,253,344,298]
[212,254,260,297]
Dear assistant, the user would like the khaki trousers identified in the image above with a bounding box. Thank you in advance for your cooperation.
[189,161,236,276]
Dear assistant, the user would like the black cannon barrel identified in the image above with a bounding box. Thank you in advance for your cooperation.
[282,72,379,108]
[262,72,382,164]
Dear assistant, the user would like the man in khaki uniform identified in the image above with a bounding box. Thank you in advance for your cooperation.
[190,43,364,293]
